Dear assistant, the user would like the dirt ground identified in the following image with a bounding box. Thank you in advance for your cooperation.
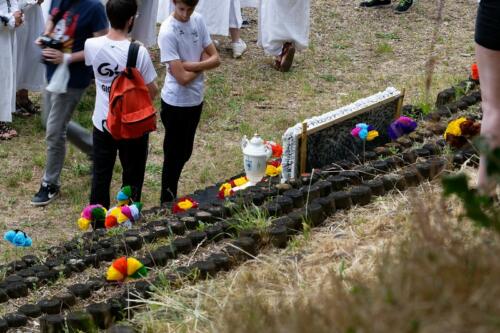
[0,0,477,279]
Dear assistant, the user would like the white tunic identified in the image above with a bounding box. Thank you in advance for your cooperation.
[258,0,310,56]
[157,0,241,36]
[0,0,18,122]
[241,0,257,7]
[130,0,159,47]
[16,0,45,91]
[156,0,173,24]
[40,0,50,20]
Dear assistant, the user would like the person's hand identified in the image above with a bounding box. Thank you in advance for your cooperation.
[42,48,65,64]
[13,11,23,27]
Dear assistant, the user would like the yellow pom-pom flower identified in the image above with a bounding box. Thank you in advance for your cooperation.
[178,199,194,211]
[77,218,91,231]
[366,130,379,141]
[444,117,467,140]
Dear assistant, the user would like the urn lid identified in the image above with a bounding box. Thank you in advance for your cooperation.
[242,134,270,158]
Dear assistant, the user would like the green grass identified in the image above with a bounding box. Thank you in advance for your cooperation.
[375,42,394,55]
[375,32,401,41]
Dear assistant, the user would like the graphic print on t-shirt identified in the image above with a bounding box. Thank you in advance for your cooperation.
[50,7,79,52]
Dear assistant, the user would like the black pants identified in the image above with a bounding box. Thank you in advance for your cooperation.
[475,0,500,51]
[160,100,203,204]
[90,127,149,209]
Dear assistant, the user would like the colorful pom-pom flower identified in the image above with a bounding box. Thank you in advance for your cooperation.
[444,117,481,148]
[106,256,148,282]
[116,186,133,206]
[4,230,32,247]
[77,204,107,231]
[351,123,379,141]
[265,141,284,158]
[172,197,199,214]
[266,160,283,177]
[105,202,142,229]
[218,176,249,199]
[388,116,418,140]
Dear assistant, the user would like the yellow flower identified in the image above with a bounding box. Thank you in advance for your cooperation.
[219,183,233,197]
[233,177,248,187]
[266,164,282,177]
[78,218,91,231]
[444,117,467,140]
[366,130,379,141]
[178,200,194,211]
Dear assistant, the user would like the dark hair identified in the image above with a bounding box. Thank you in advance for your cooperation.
[174,0,199,7]
[106,0,137,30]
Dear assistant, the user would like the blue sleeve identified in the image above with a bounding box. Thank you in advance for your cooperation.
[91,1,108,33]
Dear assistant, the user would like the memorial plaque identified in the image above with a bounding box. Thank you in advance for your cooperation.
[281,87,403,181]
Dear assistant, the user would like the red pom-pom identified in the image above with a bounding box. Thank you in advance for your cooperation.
[105,215,118,229]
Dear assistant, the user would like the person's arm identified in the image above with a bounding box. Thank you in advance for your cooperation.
[147,82,158,100]
[168,60,199,86]
[182,43,220,73]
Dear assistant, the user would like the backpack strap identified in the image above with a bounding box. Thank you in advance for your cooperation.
[126,42,140,69]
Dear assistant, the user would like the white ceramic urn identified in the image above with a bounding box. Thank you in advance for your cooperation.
[241,134,272,184]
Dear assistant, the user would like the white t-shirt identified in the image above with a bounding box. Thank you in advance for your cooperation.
[158,12,212,107]
[84,36,157,132]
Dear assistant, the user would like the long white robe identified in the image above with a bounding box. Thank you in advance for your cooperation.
[157,0,241,36]
[258,0,310,56]
[40,0,50,20]
[131,0,159,47]
[0,0,18,122]
[16,0,45,91]
[156,0,173,24]
[241,0,257,8]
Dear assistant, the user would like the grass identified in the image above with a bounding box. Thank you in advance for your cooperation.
[375,42,394,55]
[132,179,500,333]
[0,0,488,330]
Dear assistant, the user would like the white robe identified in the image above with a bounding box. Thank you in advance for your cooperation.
[156,0,173,24]
[157,0,241,36]
[0,0,18,122]
[40,0,50,20]
[131,0,159,47]
[241,0,257,8]
[258,0,310,56]
[16,0,45,91]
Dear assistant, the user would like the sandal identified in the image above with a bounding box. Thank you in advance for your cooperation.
[0,122,18,140]
[13,103,31,117]
[279,42,296,72]
[18,100,40,115]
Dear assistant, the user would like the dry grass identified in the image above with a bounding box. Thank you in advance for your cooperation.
[0,0,477,254]
[131,172,500,333]
[0,0,486,330]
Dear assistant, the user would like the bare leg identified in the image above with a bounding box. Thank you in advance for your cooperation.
[476,43,500,193]
[229,27,240,44]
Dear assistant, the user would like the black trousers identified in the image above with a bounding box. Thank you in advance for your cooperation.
[160,100,203,204]
[475,0,500,51]
[90,126,149,209]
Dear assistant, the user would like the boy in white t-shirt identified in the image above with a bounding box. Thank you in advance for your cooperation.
[157,0,220,205]
[84,0,158,208]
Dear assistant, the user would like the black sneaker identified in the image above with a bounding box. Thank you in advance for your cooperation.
[360,0,391,7]
[31,182,60,206]
[394,0,413,13]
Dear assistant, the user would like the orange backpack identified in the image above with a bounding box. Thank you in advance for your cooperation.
[107,42,156,140]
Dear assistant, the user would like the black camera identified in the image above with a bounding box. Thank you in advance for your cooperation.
[39,35,64,64]
[39,35,63,50]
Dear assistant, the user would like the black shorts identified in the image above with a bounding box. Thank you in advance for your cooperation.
[475,0,500,51]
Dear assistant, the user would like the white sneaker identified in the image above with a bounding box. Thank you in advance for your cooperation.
[213,39,220,51]
[232,39,247,59]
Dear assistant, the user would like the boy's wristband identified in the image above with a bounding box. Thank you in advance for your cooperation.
[64,53,72,65]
